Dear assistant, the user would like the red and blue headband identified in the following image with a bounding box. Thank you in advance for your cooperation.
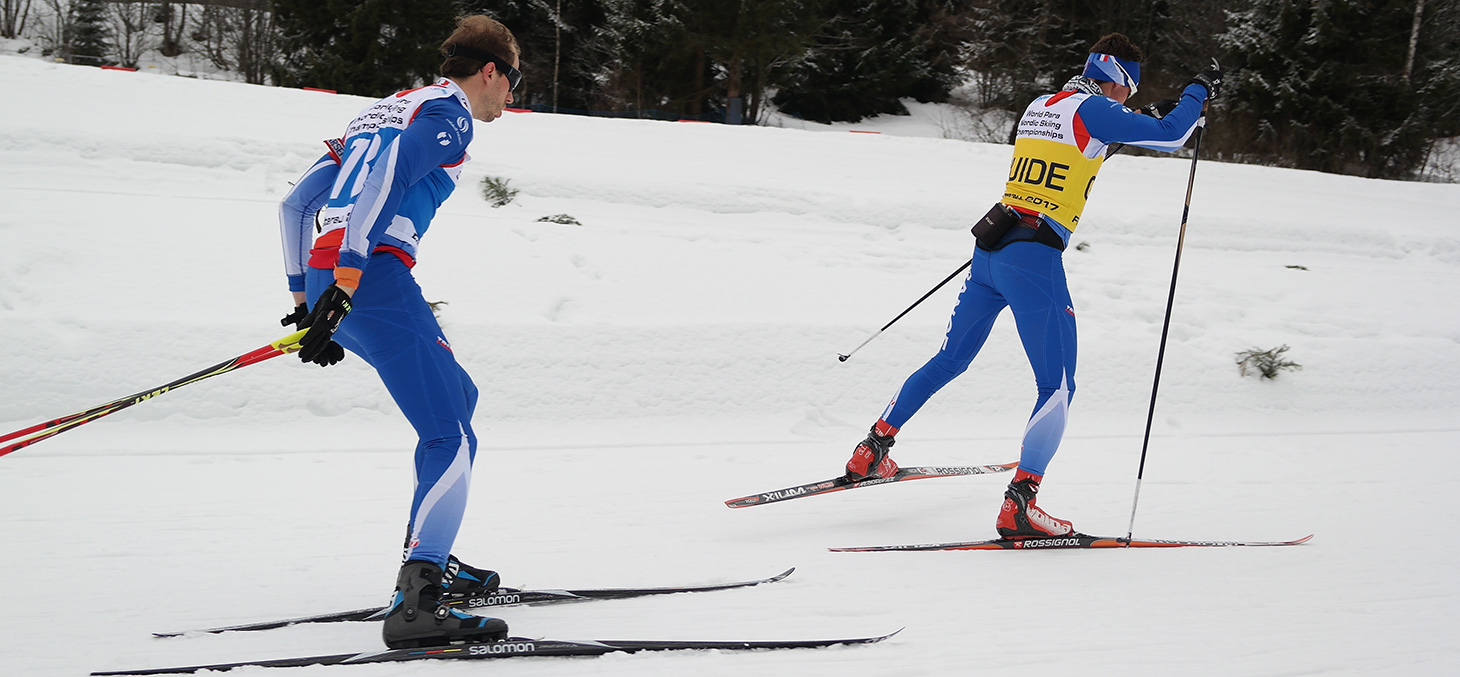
[1083,53,1140,95]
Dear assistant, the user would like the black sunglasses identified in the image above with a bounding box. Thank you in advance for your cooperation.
[445,44,522,92]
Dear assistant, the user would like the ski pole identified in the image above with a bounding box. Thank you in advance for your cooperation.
[1125,118,1207,543]
[837,258,972,362]
[0,329,308,458]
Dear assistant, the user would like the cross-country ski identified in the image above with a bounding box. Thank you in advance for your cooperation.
[829,534,1314,552]
[93,631,901,675]
[724,463,1017,508]
[154,568,795,636]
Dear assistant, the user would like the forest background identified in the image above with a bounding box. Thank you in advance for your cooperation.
[2,0,1458,181]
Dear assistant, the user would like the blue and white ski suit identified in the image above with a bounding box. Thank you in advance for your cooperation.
[878,82,1210,478]
[278,80,479,567]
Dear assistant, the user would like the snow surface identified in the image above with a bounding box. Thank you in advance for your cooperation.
[2,55,1459,676]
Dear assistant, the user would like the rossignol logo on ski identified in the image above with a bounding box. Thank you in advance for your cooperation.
[467,641,535,656]
[1012,537,1083,549]
[858,476,897,486]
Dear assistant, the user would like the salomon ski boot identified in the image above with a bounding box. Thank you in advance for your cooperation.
[996,472,1075,540]
[382,560,508,649]
[845,423,899,481]
[443,554,501,597]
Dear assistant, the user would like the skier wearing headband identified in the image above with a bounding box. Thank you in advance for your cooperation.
[277,15,523,648]
[842,33,1222,540]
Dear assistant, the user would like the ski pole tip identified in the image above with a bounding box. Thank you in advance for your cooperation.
[837,354,850,362]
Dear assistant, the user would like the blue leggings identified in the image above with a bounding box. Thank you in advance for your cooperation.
[306,255,478,567]
[879,242,1077,476]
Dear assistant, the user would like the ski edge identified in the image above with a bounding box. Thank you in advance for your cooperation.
[488,566,796,601]
[724,462,1018,509]
[96,629,902,675]
[153,568,796,638]
[829,533,1314,552]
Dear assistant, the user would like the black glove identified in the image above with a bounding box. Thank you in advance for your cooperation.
[1138,98,1179,119]
[283,301,345,366]
[280,302,309,329]
[1188,60,1223,101]
[298,286,352,367]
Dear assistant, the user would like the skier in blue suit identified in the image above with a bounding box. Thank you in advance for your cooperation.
[277,15,523,649]
[842,33,1222,540]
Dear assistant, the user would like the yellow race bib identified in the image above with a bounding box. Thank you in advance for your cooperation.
[1001,92,1108,231]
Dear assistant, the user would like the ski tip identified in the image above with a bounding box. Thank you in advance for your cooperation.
[1291,534,1315,545]
[724,492,777,508]
[768,567,796,582]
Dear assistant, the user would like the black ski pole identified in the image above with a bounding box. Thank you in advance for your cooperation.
[1126,118,1207,542]
[838,258,971,362]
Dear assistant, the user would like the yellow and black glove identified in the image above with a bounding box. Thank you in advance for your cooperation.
[296,288,351,367]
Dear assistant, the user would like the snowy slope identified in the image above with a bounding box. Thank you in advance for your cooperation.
[2,55,1458,676]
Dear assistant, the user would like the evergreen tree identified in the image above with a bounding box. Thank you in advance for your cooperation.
[1218,0,1459,178]
[65,0,111,66]
[607,0,719,117]
[271,0,459,97]
[1403,0,1460,143]
[474,0,818,121]
[596,0,695,115]
[962,0,1087,111]
[773,0,973,123]
[595,0,824,121]
[460,0,614,112]
[961,1,1235,114]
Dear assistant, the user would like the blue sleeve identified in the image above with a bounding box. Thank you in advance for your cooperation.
[337,100,471,272]
[279,154,338,292]
[1078,83,1209,153]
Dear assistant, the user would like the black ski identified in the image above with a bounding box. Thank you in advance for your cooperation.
[94,631,900,675]
[155,568,795,637]
[829,533,1314,552]
[725,463,1017,509]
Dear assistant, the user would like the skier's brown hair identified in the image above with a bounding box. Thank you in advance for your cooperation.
[1089,33,1144,63]
[440,15,519,78]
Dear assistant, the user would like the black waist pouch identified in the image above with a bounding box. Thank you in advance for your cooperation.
[972,203,1021,250]
[973,204,1067,252]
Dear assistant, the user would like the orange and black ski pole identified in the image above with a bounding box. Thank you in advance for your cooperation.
[0,330,307,458]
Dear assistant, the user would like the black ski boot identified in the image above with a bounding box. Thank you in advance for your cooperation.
[382,560,509,649]
[443,555,502,597]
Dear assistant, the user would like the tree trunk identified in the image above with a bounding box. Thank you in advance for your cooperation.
[691,47,704,116]
[1,0,34,39]
[553,0,561,112]
[1403,0,1426,84]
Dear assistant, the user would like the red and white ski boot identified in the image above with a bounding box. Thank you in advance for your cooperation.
[845,422,899,481]
[996,471,1075,539]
